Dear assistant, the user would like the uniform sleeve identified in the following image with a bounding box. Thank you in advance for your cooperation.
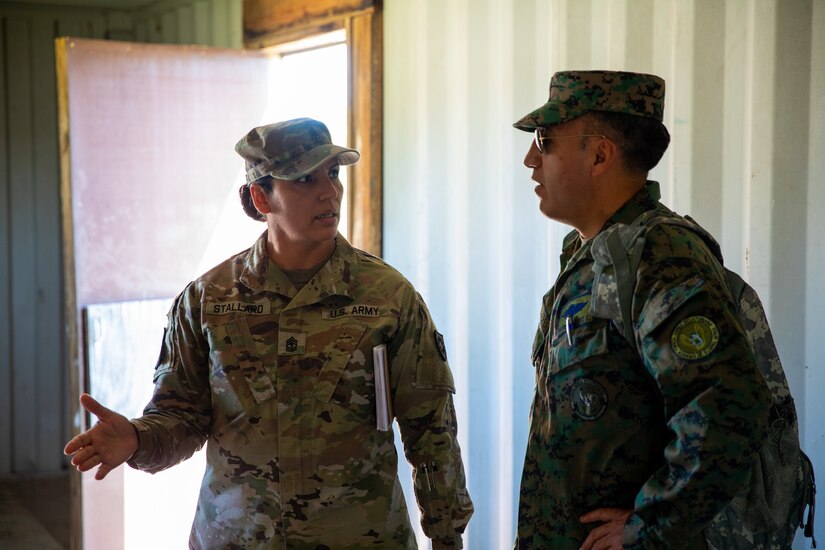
[388,286,474,547]
[127,284,212,474]
[621,225,772,548]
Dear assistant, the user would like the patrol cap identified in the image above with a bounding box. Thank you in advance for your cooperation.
[236,118,360,184]
[513,70,665,131]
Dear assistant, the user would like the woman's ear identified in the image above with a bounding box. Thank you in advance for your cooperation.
[249,183,271,215]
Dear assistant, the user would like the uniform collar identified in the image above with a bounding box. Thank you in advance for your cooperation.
[239,231,357,305]
[558,180,661,267]
[606,180,661,226]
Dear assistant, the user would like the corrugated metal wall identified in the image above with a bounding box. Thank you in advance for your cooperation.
[383,0,824,548]
[0,0,241,476]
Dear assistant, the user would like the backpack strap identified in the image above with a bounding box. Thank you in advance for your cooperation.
[592,209,724,355]
[604,229,639,353]
[725,269,746,304]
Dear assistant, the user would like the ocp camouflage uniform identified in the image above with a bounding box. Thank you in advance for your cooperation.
[128,232,473,549]
[515,181,771,549]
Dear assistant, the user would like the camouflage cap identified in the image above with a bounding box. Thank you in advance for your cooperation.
[513,70,665,131]
[236,118,360,184]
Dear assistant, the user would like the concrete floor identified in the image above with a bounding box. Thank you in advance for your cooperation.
[0,473,70,549]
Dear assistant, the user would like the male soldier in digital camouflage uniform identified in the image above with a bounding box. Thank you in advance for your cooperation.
[65,117,473,549]
[512,71,772,549]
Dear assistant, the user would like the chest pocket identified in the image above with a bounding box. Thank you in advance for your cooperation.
[312,324,369,399]
[549,321,610,375]
[312,321,375,434]
[217,317,277,407]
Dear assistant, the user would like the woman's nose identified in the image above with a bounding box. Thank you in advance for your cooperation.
[320,173,341,199]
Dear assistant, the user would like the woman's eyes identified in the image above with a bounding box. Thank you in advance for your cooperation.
[296,168,339,184]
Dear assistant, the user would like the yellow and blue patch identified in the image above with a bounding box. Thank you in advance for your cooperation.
[558,294,592,329]
[671,315,719,360]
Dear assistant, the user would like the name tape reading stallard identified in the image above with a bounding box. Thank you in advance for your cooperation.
[207,300,272,315]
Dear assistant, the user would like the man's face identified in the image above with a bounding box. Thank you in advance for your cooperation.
[522,118,598,226]
[257,158,344,246]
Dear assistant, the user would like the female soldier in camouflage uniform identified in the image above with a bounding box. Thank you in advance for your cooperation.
[65,118,473,549]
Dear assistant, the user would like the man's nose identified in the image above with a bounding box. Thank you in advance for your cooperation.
[524,141,541,169]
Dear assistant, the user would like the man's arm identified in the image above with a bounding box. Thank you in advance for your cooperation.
[620,228,771,548]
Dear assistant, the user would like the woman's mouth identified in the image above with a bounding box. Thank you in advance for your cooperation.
[315,211,339,222]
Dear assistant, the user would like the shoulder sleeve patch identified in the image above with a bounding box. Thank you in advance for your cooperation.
[671,315,719,360]
[434,330,447,361]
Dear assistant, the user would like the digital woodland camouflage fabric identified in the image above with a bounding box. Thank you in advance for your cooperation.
[512,70,665,131]
[591,204,817,550]
[515,182,771,549]
[128,233,473,549]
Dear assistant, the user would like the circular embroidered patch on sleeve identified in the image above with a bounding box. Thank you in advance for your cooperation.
[671,316,720,360]
[570,378,608,421]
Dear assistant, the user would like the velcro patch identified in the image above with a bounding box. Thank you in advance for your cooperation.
[434,331,447,361]
[560,294,592,325]
[278,331,307,355]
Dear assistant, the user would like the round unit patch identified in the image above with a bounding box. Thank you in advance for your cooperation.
[570,378,608,421]
[671,316,720,360]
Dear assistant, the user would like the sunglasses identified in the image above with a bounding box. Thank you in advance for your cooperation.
[534,128,606,154]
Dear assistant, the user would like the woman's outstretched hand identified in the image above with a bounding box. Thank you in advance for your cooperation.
[63,393,139,480]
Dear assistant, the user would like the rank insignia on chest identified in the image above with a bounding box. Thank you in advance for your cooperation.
[285,337,298,352]
[278,331,307,355]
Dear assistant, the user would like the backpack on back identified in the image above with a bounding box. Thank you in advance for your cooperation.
[589,208,817,549]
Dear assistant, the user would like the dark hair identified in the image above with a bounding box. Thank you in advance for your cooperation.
[239,176,274,222]
[582,111,671,175]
